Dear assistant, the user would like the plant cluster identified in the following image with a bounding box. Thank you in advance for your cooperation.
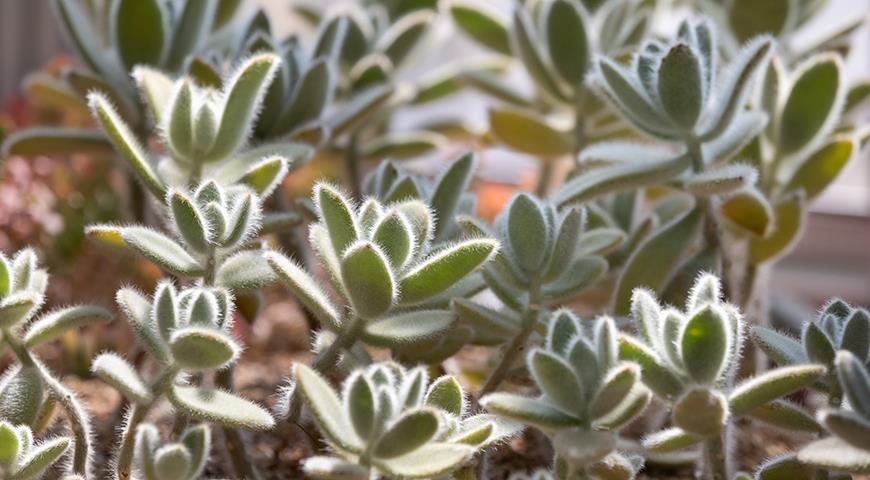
[0,0,869,479]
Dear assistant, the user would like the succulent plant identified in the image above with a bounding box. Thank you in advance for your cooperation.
[483,311,648,479]
[134,423,211,480]
[0,249,112,477]
[752,298,869,408]
[798,351,870,474]
[622,274,825,479]
[269,182,498,417]
[92,283,273,479]
[454,192,607,394]
[86,54,311,199]
[2,0,245,158]
[0,421,71,480]
[294,361,518,479]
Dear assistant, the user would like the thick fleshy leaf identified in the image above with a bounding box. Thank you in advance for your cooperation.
[680,305,731,383]
[672,387,728,437]
[750,326,806,366]
[658,44,704,130]
[303,456,370,480]
[112,0,167,70]
[315,184,359,255]
[756,453,814,480]
[684,165,758,197]
[341,242,395,319]
[426,376,464,417]
[642,427,701,453]
[239,156,289,198]
[746,400,821,433]
[0,366,43,426]
[373,409,439,459]
[1,128,114,158]
[294,364,363,453]
[346,373,376,441]
[12,437,70,480]
[372,211,414,269]
[278,60,334,134]
[729,365,825,415]
[836,351,870,418]
[481,393,580,429]
[803,321,835,365]
[166,82,194,160]
[542,256,607,300]
[375,443,473,479]
[590,364,640,419]
[593,384,651,430]
[116,288,170,362]
[596,57,674,138]
[489,108,573,156]
[153,444,192,480]
[544,0,590,87]
[169,327,240,372]
[330,84,394,137]
[266,252,341,331]
[552,429,615,469]
[362,310,454,347]
[507,193,550,273]
[119,227,204,277]
[0,422,17,469]
[511,8,568,102]
[206,54,280,161]
[798,437,870,474]
[720,188,773,237]
[543,207,583,281]
[398,239,497,305]
[618,335,684,400]
[377,10,433,67]
[784,138,854,199]
[820,410,870,450]
[23,305,111,347]
[169,385,274,430]
[451,298,518,344]
[431,152,476,241]
[841,310,870,361]
[91,353,151,404]
[215,250,276,291]
[449,1,511,55]
[169,190,209,251]
[778,55,844,155]
[614,207,702,315]
[728,0,790,42]
[529,350,584,416]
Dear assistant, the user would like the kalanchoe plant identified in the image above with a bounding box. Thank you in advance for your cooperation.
[0,249,112,477]
[455,192,607,394]
[751,298,870,408]
[0,421,71,480]
[86,53,311,199]
[483,311,649,479]
[294,361,518,479]
[621,274,825,480]
[798,351,870,474]
[269,182,498,418]
[134,423,211,480]
[92,283,273,479]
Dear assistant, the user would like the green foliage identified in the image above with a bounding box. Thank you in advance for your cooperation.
[482,311,648,477]
[0,421,70,480]
[295,361,518,479]
[135,423,210,480]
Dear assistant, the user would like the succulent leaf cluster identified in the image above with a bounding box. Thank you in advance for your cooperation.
[624,276,825,463]
[483,311,648,478]
[134,423,210,480]
[0,421,71,480]
[295,361,518,479]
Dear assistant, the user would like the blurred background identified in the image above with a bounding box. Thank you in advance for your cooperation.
[0,0,868,360]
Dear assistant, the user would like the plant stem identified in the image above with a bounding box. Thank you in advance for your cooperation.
[114,366,179,480]
[535,160,555,197]
[3,330,92,476]
[345,134,362,200]
[701,432,728,480]
[479,279,542,396]
[216,366,262,480]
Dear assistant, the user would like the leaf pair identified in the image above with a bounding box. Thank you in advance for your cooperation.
[135,424,210,480]
[0,422,70,480]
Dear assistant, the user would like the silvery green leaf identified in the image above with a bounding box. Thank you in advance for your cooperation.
[798,437,870,474]
[169,190,209,252]
[362,132,445,160]
[488,108,574,156]
[55,0,114,76]
[451,298,519,345]
[120,227,204,277]
[315,184,359,256]
[206,54,280,161]
[376,10,433,68]
[165,0,216,71]
[431,152,476,241]
[595,57,675,139]
[0,366,43,426]
[166,81,194,161]
[703,111,768,164]
[543,0,590,88]
[481,393,580,429]
[593,384,651,431]
[729,365,826,415]
[841,309,870,361]
[0,293,39,329]
[658,44,704,130]
[680,305,731,384]
[819,409,870,450]
[683,165,758,197]
[374,443,473,479]
[362,310,454,347]
[170,326,240,372]
[614,207,702,315]
[778,54,845,156]
[543,207,583,283]
[277,59,334,135]
[153,444,192,480]
[294,364,363,453]
[222,191,260,248]
[836,351,870,418]
[112,0,167,70]
[11,437,70,480]
[542,256,607,300]
[642,427,701,453]
[341,242,395,319]
[755,453,815,480]
[425,376,464,417]
[0,422,18,470]
[618,335,684,400]
[216,250,277,292]
[461,69,533,106]
[240,156,289,198]
[373,408,439,459]
[547,310,580,355]
[511,8,569,102]
[116,288,170,362]
[24,305,111,348]
[372,211,415,269]
[672,388,729,437]
[329,84,394,137]
[398,239,497,305]
[803,321,835,365]
[529,349,584,416]
[345,373,376,441]
[132,66,174,125]
[506,193,550,273]
[88,93,165,198]
[1,128,114,159]
[193,103,218,154]
[745,400,821,433]
[555,155,690,207]
[350,54,392,91]
[590,364,640,419]
[700,37,773,141]
[384,176,423,204]
[552,429,615,469]
[448,1,512,55]
[576,228,626,256]
[169,385,274,430]
[750,326,805,366]
[92,353,151,405]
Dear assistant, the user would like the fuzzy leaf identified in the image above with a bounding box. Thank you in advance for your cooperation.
[544,0,590,87]
[481,393,580,429]
[803,321,835,365]
[216,250,277,292]
[590,364,640,419]
[303,456,370,480]
[798,437,870,474]
[239,156,289,198]
[746,400,821,433]
[489,108,573,156]
[684,165,758,197]
[680,305,731,384]
[507,194,550,273]
[426,376,464,417]
[116,288,170,362]
[112,0,166,70]
[748,192,805,264]
[170,327,239,372]
[750,326,805,366]
[12,437,70,480]
[373,409,439,459]
[169,385,274,430]
[341,242,395,319]
[362,310,454,347]
[820,410,870,450]
[375,443,473,479]
[552,429,615,469]
[278,60,333,134]
[452,298,518,344]
[377,10,433,67]
[0,423,17,469]
[316,184,359,255]
[778,55,844,155]
[842,310,870,361]
[658,44,703,129]
[346,374,375,441]
[511,8,567,102]
[836,351,870,418]
[729,365,825,415]
[642,427,701,453]
[1,128,114,158]
[530,350,584,416]
[543,207,583,282]
[267,252,341,331]
[398,240,497,305]
[170,190,209,251]
[618,335,684,400]
[294,364,363,453]
[373,211,414,269]
[431,152,476,241]
[120,227,204,277]
[92,353,152,404]
[542,256,607,300]
[449,1,511,55]
[206,54,280,161]
[596,57,674,138]
[0,366,43,426]
[720,188,773,237]
[672,388,728,437]
[614,207,702,315]
[24,305,111,347]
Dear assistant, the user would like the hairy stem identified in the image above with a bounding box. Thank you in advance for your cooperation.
[535,160,555,197]
[3,331,92,476]
[479,279,542,396]
[114,366,179,480]
[701,431,729,480]
[216,366,263,480]
[345,134,362,200]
